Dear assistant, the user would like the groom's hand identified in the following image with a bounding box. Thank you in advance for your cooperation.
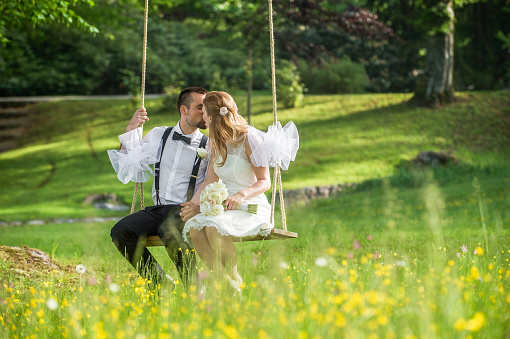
[126,107,149,133]
[180,201,199,221]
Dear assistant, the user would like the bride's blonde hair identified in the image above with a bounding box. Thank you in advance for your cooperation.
[203,91,250,167]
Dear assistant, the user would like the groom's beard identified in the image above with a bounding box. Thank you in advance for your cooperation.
[186,115,207,130]
[197,120,207,130]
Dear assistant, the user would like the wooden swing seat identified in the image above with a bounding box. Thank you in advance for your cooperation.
[145,228,297,247]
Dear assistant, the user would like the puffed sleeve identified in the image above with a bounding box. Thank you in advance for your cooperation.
[247,122,299,170]
[107,127,161,184]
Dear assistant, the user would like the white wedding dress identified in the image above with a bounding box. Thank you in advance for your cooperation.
[182,135,273,244]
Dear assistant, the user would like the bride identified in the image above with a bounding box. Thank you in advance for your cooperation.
[181,91,274,290]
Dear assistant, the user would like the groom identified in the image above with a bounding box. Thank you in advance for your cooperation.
[110,86,208,288]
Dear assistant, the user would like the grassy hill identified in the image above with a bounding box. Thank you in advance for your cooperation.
[0,91,508,222]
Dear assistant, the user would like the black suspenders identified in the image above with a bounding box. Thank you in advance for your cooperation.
[154,127,173,205]
[187,135,208,201]
[154,127,208,205]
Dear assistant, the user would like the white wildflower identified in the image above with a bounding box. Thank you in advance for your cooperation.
[395,260,407,267]
[46,298,58,310]
[315,257,328,267]
[109,283,120,293]
[76,264,86,274]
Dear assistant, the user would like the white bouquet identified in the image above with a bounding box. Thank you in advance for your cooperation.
[200,180,258,216]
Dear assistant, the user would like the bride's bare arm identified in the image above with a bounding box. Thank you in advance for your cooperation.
[224,139,271,210]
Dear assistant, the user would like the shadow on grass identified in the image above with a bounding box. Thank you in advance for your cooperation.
[354,160,510,193]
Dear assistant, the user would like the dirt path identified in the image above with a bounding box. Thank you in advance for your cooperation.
[0,94,163,103]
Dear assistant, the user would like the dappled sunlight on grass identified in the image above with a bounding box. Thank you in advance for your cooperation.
[0,141,67,161]
[0,91,509,222]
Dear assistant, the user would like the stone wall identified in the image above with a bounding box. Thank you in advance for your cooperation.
[275,183,358,205]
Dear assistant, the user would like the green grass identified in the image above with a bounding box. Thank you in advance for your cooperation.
[0,91,509,222]
[1,174,509,338]
[1,91,510,338]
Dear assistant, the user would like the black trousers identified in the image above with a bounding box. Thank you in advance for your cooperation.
[110,204,196,286]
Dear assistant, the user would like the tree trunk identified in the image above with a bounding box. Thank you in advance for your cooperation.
[411,1,456,108]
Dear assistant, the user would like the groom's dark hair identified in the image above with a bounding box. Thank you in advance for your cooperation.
[177,87,207,112]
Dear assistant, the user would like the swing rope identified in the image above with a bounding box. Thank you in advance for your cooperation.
[267,0,287,231]
[130,0,290,234]
[130,0,149,215]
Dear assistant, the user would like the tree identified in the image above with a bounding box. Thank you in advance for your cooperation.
[271,0,397,64]
[0,0,98,45]
[409,0,457,107]
[269,1,401,93]
[155,0,269,122]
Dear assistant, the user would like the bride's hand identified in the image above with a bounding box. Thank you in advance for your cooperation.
[225,192,245,210]
[180,201,199,221]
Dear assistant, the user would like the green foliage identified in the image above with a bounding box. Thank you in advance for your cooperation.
[162,85,182,112]
[453,0,510,90]
[1,0,508,96]
[298,57,368,94]
[119,69,141,102]
[276,60,305,108]
[0,11,271,96]
[496,30,510,53]
[0,0,98,45]
[366,0,510,91]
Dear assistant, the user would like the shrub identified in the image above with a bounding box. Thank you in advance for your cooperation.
[298,57,368,94]
[276,60,305,108]
[162,85,182,111]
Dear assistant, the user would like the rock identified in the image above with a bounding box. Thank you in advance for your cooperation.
[94,202,128,211]
[276,183,357,205]
[412,151,457,167]
[27,220,45,225]
[83,193,119,204]
[83,193,128,211]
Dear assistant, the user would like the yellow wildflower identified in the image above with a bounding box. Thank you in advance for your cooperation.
[378,315,389,325]
[469,266,481,281]
[326,247,336,255]
[474,247,484,256]
[465,312,485,332]
[454,318,467,331]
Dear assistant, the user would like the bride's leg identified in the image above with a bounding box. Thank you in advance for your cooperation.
[204,227,242,283]
[189,228,219,272]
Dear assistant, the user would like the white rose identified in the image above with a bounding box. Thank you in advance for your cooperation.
[200,186,211,203]
[211,180,225,192]
[211,204,224,215]
[219,190,229,202]
[209,193,221,204]
[219,107,228,116]
[197,147,208,159]
[200,201,212,215]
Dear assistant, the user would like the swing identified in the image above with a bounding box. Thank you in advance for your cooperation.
[130,0,297,246]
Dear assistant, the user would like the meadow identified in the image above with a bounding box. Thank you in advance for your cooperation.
[1,91,509,338]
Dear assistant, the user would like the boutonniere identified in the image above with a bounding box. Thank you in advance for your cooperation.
[197,147,208,159]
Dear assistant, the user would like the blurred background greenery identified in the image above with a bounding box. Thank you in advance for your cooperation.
[1,0,509,101]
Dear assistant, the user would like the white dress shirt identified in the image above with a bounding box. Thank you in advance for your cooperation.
[143,123,208,205]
